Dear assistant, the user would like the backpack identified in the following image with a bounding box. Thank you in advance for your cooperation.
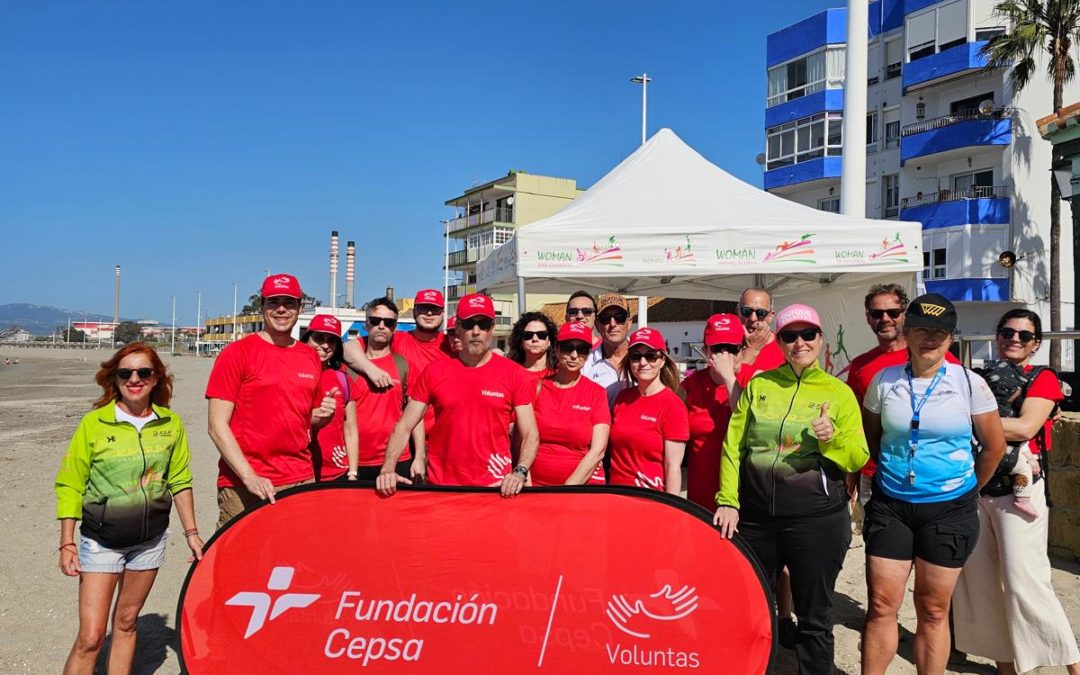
[349,353,410,411]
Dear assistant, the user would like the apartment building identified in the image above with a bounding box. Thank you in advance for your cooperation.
[763,0,1076,360]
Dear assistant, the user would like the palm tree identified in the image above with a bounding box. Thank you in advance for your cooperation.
[981,0,1080,368]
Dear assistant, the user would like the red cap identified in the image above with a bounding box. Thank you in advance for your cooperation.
[260,274,303,299]
[414,289,444,308]
[307,314,341,336]
[445,316,456,332]
[628,327,667,352]
[557,321,593,343]
[775,304,822,332]
[456,293,495,319]
[703,313,744,346]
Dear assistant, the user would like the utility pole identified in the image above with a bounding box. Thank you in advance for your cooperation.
[171,296,176,354]
[195,291,202,356]
[840,0,868,216]
[630,72,652,326]
[232,283,238,342]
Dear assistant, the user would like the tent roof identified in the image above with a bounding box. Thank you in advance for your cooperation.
[477,129,921,298]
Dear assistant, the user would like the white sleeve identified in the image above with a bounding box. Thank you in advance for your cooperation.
[863,370,884,414]
[966,369,998,415]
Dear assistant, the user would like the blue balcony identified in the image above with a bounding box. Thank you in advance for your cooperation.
[763,156,841,191]
[926,278,1009,302]
[900,112,1011,163]
[767,8,846,68]
[765,89,844,128]
[903,41,988,91]
[899,187,1010,230]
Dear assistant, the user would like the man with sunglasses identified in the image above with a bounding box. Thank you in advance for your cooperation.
[583,293,633,406]
[565,290,602,349]
[350,296,426,482]
[206,273,328,528]
[376,293,538,498]
[733,288,786,397]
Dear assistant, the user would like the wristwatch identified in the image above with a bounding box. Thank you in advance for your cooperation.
[512,465,529,479]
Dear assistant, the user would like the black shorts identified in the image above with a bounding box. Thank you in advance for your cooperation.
[350,460,414,482]
[863,486,979,568]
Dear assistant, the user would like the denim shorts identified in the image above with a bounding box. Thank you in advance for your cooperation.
[78,529,169,573]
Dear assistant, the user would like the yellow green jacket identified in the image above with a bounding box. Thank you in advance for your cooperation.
[55,403,193,548]
[717,362,868,516]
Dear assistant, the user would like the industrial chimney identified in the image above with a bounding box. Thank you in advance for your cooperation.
[386,286,394,302]
[113,265,121,340]
[328,231,339,309]
[345,241,356,308]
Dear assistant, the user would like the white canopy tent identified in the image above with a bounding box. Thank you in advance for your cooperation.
[476,128,924,375]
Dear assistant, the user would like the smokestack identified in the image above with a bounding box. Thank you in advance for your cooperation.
[328,230,339,309]
[345,241,356,308]
[113,265,121,330]
[386,286,394,301]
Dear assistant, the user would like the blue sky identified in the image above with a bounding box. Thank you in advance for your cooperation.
[1,0,836,324]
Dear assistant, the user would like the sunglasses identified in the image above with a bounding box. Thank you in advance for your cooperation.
[778,328,821,344]
[309,332,339,345]
[598,310,629,325]
[629,350,664,364]
[265,297,300,310]
[367,316,398,329]
[709,344,740,355]
[998,327,1036,343]
[522,330,549,341]
[415,304,444,315]
[116,367,155,380]
[460,317,495,331]
[739,306,771,320]
[558,341,590,356]
[868,308,903,320]
[567,307,596,317]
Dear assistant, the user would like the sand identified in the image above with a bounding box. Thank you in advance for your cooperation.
[1,345,1078,674]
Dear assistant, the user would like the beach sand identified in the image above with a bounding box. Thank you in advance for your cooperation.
[1,345,1078,674]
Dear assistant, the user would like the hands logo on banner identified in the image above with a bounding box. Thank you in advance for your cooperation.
[487,454,511,480]
[226,567,320,639]
[605,584,700,639]
[634,472,664,490]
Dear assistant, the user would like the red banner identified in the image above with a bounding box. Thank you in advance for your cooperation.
[178,485,774,674]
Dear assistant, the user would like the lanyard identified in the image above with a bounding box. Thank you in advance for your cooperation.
[905,364,946,484]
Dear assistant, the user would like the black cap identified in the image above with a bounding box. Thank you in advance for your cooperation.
[905,293,957,332]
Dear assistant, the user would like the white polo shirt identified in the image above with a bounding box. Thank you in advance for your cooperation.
[582,344,628,407]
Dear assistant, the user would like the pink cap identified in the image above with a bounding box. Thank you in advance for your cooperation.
[628,327,668,352]
[456,293,495,319]
[557,321,593,343]
[307,314,341,336]
[703,313,744,346]
[775,304,822,332]
[260,273,303,299]
[414,289,445,308]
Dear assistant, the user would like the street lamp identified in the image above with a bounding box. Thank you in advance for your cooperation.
[630,73,652,147]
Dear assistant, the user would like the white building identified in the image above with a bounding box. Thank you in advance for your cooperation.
[764,0,1076,364]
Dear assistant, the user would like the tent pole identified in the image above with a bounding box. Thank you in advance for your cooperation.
[517,276,526,316]
[638,295,648,327]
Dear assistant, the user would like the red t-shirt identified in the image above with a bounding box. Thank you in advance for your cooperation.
[531,376,611,486]
[310,368,351,481]
[1023,366,1063,455]
[353,352,416,467]
[205,334,321,488]
[847,345,959,476]
[411,353,533,486]
[736,339,786,388]
[608,387,690,491]
[682,368,733,510]
[392,330,453,436]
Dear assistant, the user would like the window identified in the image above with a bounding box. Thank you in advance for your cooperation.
[906,0,970,62]
[950,92,995,115]
[867,113,879,152]
[883,174,900,217]
[952,169,994,195]
[885,40,903,79]
[767,46,846,106]
[494,226,514,246]
[868,43,881,85]
[884,120,901,149]
[766,112,843,169]
[885,62,902,79]
[976,27,1005,42]
[923,248,947,280]
[819,196,841,213]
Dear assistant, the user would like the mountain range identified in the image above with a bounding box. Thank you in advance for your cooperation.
[0,304,134,337]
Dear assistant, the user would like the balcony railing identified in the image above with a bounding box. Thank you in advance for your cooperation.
[899,185,1008,209]
[901,108,1012,137]
[446,244,500,268]
[447,207,514,233]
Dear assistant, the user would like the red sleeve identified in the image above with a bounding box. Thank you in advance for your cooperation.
[735,365,756,389]
[404,358,419,396]
[204,341,244,401]
[944,351,960,364]
[590,385,612,425]
[411,363,434,405]
[660,393,691,442]
[1027,370,1064,402]
[509,362,534,407]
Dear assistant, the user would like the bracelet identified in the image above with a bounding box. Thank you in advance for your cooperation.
[183,528,200,537]
[59,543,76,552]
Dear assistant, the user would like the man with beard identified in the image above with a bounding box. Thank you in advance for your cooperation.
[583,293,633,406]
[376,293,538,497]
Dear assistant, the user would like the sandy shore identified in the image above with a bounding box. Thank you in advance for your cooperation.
[1,345,1078,674]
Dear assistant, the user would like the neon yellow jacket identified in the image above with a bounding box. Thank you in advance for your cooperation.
[55,403,193,547]
[716,362,868,516]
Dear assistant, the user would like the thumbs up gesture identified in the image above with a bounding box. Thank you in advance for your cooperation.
[811,401,833,443]
[314,386,340,421]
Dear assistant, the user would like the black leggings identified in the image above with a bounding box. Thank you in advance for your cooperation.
[739,505,851,675]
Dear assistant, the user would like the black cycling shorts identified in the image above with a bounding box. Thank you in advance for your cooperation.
[863,485,979,568]
[350,460,414,482]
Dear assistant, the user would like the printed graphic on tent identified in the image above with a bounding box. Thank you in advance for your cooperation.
[763,233,816,264]
[178,486,775,675]
[663,236,697,266]
[575,236,624,267]
[869,232,910,263]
